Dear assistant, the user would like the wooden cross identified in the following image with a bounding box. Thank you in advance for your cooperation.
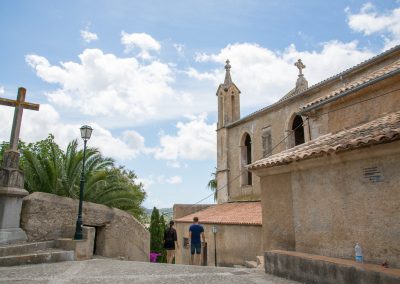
[294,59,306,76]
[0,87,40,151]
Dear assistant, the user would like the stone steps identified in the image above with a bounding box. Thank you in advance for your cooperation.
[0,248,74,266]
[0,240,55,257]
[0,241,74,266]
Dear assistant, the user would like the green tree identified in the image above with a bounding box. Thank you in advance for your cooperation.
[207,169,217,202]
[149,207,167,262]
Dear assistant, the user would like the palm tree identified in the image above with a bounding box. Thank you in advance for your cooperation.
[207,170,217,202]
[19,134,146,220]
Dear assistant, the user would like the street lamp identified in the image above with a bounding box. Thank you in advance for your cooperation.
[74,125,93,240]
[212,225,217,267]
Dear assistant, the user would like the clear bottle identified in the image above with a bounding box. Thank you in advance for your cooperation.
[355,243,363,263]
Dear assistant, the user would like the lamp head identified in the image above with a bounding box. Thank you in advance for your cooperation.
[80,125,93,141]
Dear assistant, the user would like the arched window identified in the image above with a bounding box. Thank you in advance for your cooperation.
[292,115,305,146]
[241,133,252,186]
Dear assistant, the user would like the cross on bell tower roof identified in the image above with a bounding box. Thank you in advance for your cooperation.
[224,59,232,86]
[294,59,306,76]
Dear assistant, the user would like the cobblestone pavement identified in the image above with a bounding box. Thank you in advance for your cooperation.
[0,259,300,284]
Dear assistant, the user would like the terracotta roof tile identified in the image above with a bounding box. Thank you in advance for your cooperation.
[174,201,262,226]
[248,111,400,170]
[301,59,400,111]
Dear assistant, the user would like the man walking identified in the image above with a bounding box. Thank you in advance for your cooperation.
[189,216,205,265]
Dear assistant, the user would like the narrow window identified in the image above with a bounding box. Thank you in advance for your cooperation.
[231,95,235,121]
[262,126,272,158]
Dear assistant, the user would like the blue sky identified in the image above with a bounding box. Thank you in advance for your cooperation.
[0,1,399,208]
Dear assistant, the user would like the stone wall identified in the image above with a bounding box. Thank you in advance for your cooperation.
[21,192,149,261]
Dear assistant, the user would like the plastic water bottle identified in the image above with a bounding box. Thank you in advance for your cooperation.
[355,243,363,263]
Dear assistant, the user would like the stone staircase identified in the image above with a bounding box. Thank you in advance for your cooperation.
[0,226,95,266]
[244,255,264,270]
[0,240,74,266]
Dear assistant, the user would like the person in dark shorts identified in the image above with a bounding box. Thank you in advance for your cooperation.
[189,216,205,265]
[163,220,178,264]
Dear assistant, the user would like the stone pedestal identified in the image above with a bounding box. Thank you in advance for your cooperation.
[0,150,29,244]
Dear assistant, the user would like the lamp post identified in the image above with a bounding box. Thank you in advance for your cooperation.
[74,125,93,240]
[212,225,217,267]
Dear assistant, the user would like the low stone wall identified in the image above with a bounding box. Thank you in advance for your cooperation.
[20,192,149,261]
[265,250,400,284]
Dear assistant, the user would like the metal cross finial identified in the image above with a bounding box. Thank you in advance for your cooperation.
[0,87,40,151]
[294,59,306,76]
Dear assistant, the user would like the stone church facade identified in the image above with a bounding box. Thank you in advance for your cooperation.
[175,45,400,268]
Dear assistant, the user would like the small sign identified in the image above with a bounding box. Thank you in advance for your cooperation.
[363,166,383,183]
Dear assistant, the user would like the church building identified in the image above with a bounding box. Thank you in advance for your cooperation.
[174,45,400,269]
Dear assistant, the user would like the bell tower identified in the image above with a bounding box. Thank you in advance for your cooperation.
[216,60,241,203]
[217,60,241,128]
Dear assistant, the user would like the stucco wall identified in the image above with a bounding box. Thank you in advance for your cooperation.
[310,74,400,137]
[21,192,149,261]
[257,141,400,268]
[174,222,262,267]
[291,144,400,267]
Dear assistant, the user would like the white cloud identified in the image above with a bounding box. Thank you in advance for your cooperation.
[166,175,183,184]
[80,28,98,43]
[154,113,216,161]
[347,3,400,49]
[0,103,144,161]
[166,161,188,168]
[121,32,161,60]
[139,174,182,186]
[136,177,155,190]
[0,85,4,95]
[25,49,194,128]
[191,41,374,108]
[122,130,145,150]
[173,43,185,56]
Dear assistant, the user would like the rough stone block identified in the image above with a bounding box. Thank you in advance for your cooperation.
[21,192,150,262]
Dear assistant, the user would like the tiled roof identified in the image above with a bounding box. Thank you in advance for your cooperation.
[174,201,262,226]
[248,111,400,170]
[301,58,400,112]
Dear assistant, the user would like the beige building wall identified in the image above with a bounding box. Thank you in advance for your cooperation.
[257,141,400,268]
[307,75,400,139]
[174,222,262,267]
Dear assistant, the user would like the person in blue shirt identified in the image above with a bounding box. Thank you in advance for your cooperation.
[189,216,205,265]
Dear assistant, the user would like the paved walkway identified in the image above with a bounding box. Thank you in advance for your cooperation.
[0,259,300,284]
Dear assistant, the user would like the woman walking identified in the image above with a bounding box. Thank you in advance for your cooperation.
[163,220,179,264]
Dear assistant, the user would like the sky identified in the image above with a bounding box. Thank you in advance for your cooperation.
[0,1,399,209]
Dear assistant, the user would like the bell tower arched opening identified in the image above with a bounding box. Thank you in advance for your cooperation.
[292,115,305,146]
[240,133,252,186]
